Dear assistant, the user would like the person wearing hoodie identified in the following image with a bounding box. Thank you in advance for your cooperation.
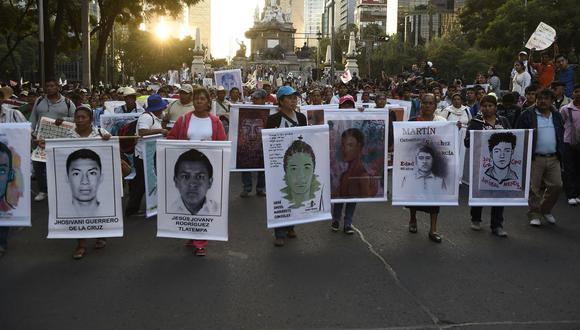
[439,93,472,128]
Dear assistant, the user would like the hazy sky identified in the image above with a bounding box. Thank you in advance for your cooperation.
[211,0,264,59]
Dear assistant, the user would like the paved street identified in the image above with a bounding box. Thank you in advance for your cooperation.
[1,173,580,329]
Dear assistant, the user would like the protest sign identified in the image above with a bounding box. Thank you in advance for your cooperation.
[214,69,244,99]
[46,138,124,238]
[99,113,141,136]
[229,104,277,171]
[299,105,338,126]
[142,134,162,218]
[0,123,32,226]
[261,125,332,228]
[469,129,533,206]
[325,109,388,203]
[525,22,556,51]
[387,99,412,120]
[104,101,126,114]
[156,140,231,241]
[31,117,75,162]
[392,121,459,206]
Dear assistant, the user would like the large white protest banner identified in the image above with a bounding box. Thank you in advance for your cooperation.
[229,104,277,171]
[31,117,75,162]
[261,125,332,228]
[525,22,556,51]
[392,121,459,206]
[156,140,231,241]
[469,129,533,206]
[142,134,162,218]
[0,123,32,226]
[214,69,244,99]
[299,105,337,126]
[46,138,124,238]
[326,109,389,203]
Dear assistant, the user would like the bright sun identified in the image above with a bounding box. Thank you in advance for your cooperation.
[155,17,170,41]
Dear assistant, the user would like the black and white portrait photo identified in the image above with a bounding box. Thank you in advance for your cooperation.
[400,142,448,194]
[157,140,231,241]
[167,148,220,216]
[46,138,124,239]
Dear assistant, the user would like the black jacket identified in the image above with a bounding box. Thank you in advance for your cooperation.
[266,110,307,129]
[464,114,511,148]
[515,106,564,160]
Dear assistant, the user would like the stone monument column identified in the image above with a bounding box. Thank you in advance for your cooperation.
[344,31,359,77]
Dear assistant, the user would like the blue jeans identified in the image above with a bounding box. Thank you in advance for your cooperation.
[0,227,8,248]
[332,203,357,227]
[241,172,265,192]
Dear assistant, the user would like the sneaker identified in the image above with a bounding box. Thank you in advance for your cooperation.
[343,226,354,235]
[492,228,508,237]
[568,198,578,206]
[194,247,206,256]
[274,238,284,247]
[256,190,266,197]
[543,214,556,225]
[428,232,442,243]
[287,229,297,238]
[331,220,340,232]
[239,191,250,198]
[529,218,541,226]
[470,221,481,231]
[34,192,47,201]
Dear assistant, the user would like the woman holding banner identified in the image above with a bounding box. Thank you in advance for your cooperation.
[62,105,112,259]
[407,94,446,243]
[167,87,226,256]
[265,86,307,247]
[464,95,511,237]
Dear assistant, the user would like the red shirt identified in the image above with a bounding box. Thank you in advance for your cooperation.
[533,62,555,88]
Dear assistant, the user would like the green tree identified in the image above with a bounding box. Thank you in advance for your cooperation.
[0,0,37,79]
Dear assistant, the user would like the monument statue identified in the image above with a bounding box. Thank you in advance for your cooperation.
[346,31,357,58]
[261,0,287,23]
[298,42,311,59]
[236,41,247,58]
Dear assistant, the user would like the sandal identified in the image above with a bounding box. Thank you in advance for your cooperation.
[95,239,107,249]
[428,232,442,243]
[72,247,86,259]
[194,247,207,257]
[408,223,418,233]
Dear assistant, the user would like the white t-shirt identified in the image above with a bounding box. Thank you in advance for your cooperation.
[135,112,162,159]
[187,114,213,141]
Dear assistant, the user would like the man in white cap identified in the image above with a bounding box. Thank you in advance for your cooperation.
[212,86,231,119]
[114,87,144,114]
[164,83,194,123]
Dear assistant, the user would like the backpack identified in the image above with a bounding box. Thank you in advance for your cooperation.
[118,112,154,154]
[567,108,580,151]
[34,95,73,116]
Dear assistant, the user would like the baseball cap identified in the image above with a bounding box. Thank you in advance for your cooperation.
[339,95,355,105]
[276,86,299,100]
[179,84,193,94]
[519,51,528,56]
[217,86,226,91]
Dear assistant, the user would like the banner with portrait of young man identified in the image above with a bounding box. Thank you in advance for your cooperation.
[214,69,244,99]
[229,104,277,171]
[261,125,332,228]
[325,109,389,203]
[156,140,231,241]
[298,105,338,126]
[392,121,459,206]
[46,138,124,238]
[0,123,32,226]
[141,134,163,218]
[469,129,533,206]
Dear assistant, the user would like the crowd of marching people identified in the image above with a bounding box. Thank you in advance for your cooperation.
[0,47,579,259]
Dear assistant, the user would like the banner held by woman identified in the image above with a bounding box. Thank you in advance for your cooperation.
[392,121,459,206]
[469,129,533,206]
[156,140,231,241]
